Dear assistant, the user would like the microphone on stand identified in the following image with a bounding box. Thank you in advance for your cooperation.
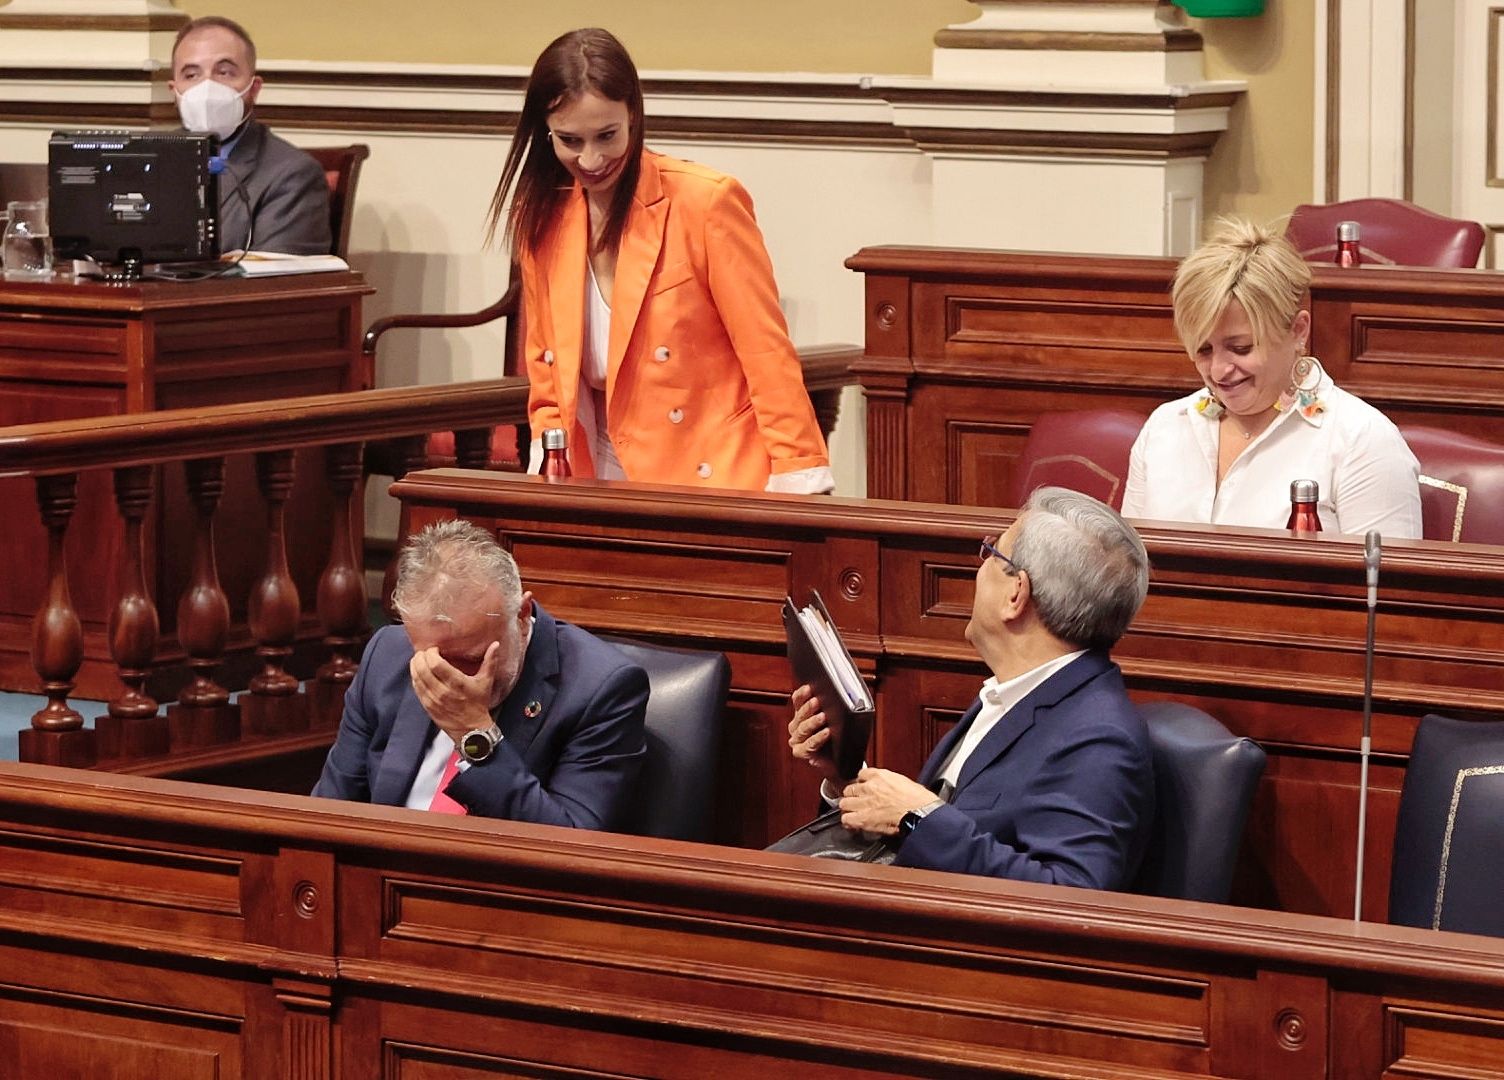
[1353,530,1381,922]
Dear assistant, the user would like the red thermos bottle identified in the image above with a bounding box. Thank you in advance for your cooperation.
[1287,479,1322,534]
[1336,221,1361,268]
[541,427,571,480]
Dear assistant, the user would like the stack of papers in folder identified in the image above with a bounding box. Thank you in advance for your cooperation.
[782,590,874,780]
[221,251,349,277]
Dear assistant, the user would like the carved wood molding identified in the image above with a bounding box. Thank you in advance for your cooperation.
[933,28,1204,52]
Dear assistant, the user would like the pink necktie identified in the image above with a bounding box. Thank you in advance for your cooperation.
[428,750,468,815]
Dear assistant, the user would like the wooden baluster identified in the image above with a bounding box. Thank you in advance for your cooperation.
[381,433,431,623]
[810,388,844,443]
[242,448,308,735]
[310,441,367,728]
[452,427,495,470]
[96,465,167,760]
[19,473,95,767]
[167,456,238,748]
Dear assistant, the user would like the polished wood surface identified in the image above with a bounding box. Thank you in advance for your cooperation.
[846,246,1504,504]
[2,760,1504,1078]
[390,471,1504,923]
[0,361,853,768]
[0,378,530,764]
[0,272,372,694]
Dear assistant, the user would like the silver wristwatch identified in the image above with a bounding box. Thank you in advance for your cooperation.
[459,722,503,764]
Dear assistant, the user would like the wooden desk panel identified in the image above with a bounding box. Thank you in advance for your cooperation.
[848,247,1504,504]
[391,471,1504,922]
[4,762,1504,1077]
[0,272,372,696]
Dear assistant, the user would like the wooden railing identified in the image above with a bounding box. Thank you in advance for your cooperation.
[4,758,1504,1077]
[0,349,858,772]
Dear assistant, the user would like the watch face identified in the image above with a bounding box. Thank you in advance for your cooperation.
[461,726,496,762]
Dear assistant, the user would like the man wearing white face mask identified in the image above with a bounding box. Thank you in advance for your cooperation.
[169,16,331,256]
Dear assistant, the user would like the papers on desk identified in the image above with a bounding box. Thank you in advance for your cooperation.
[783,590,874,780]
[221,251,349,277]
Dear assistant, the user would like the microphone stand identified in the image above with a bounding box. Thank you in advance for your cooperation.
[1354,531,1381,923]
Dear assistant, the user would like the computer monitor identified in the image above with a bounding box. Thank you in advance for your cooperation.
[48,130,218,267]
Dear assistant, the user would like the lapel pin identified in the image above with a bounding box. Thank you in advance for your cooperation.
[523,700,542,718]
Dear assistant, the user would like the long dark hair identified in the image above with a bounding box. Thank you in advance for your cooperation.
[485,28,645,257]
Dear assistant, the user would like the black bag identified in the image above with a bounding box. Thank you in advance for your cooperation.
[765,808,898,864]
[765,783,952,865]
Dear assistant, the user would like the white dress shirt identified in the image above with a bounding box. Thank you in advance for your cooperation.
[1121,365,1422,538]
[935,651,1087,788]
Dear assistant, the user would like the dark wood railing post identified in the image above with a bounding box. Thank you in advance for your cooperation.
[311,441,367,727]
[19,473,95,767]
[452,427,496,470]
[96,464,166,760]
[380,433,431,622]
[167,456,238,747]
[242,448,307,735]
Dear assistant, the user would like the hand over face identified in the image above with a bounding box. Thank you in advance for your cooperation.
[787,683,842,786]
[837,768,937,836]
[410,640,501,742]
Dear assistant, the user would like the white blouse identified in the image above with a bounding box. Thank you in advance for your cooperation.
[1121,366,1422,539]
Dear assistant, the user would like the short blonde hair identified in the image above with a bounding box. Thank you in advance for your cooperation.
[1171,218,1310,358]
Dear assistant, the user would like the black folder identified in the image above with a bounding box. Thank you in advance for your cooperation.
[782,589,873,781]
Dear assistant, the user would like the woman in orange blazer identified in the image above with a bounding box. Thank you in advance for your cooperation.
[487,28,833,493]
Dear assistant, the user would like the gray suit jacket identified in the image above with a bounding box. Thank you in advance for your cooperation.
[217,120,332,255]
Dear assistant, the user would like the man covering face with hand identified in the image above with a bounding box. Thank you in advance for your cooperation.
[313,519,648,828]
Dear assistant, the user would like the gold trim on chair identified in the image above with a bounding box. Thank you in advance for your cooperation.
[1419,474,1468,542]
[1433,764,1504,929]
[1024,455,1122,505]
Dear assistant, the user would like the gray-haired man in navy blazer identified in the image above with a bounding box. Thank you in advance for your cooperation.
[789,487,1155,890]
[313,519,647,828]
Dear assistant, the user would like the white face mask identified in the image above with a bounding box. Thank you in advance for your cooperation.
[176,79,251,140]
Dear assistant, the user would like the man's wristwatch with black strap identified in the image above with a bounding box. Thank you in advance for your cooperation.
[459,722,503,764]
[898,797,946,840]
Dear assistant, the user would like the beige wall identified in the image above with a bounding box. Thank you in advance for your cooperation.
[1194,1,1318,229]
[175,1,977,73]
[172,1,1310,225]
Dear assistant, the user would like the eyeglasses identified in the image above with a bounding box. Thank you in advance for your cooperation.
[979,535,1024,576]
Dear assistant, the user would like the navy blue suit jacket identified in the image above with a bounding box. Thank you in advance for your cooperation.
[894,651,1154,891]
[311,605,648,830]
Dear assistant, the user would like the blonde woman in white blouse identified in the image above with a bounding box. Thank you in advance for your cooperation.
[1122,218,1422,538]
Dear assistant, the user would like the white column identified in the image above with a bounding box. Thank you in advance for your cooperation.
[916,0,1239,255]
[1322,0,1411,200]
[0,0,184,67]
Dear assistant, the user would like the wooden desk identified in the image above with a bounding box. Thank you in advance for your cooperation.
[0,272,372,695]
[2,760,1504,1078]
[847,246,1504,505]
[391,471,1504,923]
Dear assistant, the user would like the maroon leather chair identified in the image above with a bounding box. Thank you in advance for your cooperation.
[1400,426,1504,544]
[1286,199,1485,269]
[304,144,371,259]
[1008,409,1147,511]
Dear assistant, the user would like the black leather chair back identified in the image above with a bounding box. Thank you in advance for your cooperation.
[602,637,730,843]
[1132,701,1266,903]
[1389,714,1504,935]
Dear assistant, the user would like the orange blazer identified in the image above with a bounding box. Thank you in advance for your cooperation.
[520,151,829,490]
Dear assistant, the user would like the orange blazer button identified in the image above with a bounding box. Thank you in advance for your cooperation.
[653,346,670,362]
[668,408,684,424]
